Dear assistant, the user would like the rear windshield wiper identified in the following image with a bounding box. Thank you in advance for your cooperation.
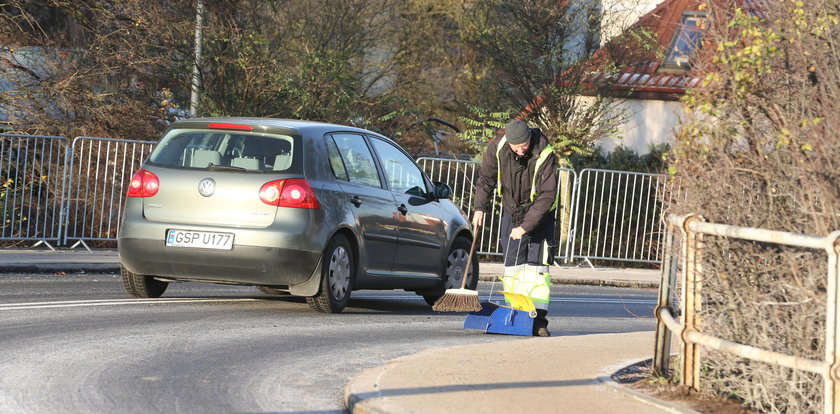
[206,163,246,171]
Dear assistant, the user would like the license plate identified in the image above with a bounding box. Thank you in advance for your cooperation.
[166,229,234,250]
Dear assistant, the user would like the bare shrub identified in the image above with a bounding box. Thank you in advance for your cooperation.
[699,238,826,412]
[0,1,196,138]
[670,0,840,411]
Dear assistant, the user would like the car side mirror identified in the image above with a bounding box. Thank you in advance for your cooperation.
[432,182,452,200]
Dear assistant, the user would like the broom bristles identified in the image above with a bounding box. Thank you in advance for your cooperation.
[432,288,482,312]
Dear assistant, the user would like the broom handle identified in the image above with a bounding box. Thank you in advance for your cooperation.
[460,223,479,290]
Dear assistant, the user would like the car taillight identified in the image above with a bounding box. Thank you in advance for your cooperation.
[259,179,320,209]
[127,169,159,198]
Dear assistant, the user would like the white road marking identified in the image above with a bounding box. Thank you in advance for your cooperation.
[0,295,655,311]
[0,298,260,311]
[352,295,656,304]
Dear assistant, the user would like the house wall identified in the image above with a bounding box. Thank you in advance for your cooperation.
[600,0,661,42]
[597,98,685,155]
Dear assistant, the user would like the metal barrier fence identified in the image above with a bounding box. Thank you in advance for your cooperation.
[0,134,155,250]
[417,158,492,252]
[568,168,680,264]
[0,134,68,248]
[61,137,155,250]
[418,158,673,264]
[2,138,672,265]
[653,214,840,413]
[417,157,577,261]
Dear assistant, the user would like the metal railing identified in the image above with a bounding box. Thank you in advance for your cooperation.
[653,213,840,414]
[2,137,673,265]
[0,134,68,249]
[418,158,671,264]
[61,137,155,250]
[0,134,156,250]
[568,168,680,264]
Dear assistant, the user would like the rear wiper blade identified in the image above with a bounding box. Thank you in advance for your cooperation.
[206,163,245,171]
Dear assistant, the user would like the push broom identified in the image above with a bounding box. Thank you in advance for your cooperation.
[432,223,482,312]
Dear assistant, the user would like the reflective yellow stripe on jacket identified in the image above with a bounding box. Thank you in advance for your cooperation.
[495,137,558,211]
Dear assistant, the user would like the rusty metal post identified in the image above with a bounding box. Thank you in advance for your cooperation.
[680,214,705,389]
[824,232,840,414]
[653,214,678,375]
[691,217,705,389]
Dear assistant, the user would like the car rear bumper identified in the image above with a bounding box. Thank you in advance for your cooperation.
[118,198,327,285]
[119,237,320,285]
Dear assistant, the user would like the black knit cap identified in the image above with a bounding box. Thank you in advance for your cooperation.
[504,120,530,145]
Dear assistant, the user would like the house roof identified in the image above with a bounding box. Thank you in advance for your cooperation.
[584,0,708,100]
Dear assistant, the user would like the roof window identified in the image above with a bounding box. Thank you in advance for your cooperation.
[661,11,707,70]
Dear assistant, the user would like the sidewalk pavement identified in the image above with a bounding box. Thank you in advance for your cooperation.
[0,248,122,273]
[345,332,693,414]
[0,248,692,413]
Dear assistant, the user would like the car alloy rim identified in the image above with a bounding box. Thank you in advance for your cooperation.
[445,248,469,289]
[328,246,351,300]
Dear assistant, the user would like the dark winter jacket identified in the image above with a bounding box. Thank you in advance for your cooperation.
[473,129,558,233]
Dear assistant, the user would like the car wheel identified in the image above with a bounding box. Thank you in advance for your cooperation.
[121,264,168,298]
[422,236,479,306]
[306,234,353,313]
[256,286,291,296]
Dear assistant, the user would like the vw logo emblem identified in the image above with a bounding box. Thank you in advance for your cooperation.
[198,178,216,197]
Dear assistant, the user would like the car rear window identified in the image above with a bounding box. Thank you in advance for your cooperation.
[147,129,300,173]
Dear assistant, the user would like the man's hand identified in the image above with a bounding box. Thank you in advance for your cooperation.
[472,211,485,228]
[510,226,526,240]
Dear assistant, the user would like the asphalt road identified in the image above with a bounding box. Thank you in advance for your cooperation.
[0,273,657,413]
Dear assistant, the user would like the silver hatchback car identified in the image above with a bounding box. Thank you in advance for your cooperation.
[118,118,478,312]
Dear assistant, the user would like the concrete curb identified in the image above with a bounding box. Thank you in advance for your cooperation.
[0,264,120,273]
[0,249,660,289]
[478,275,657,289]
[597,358,702,414]
[0,268,657,289]
[343,360,400,414]
[0,263,659,289]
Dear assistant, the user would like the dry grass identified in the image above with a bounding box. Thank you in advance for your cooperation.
[614,359,757,414]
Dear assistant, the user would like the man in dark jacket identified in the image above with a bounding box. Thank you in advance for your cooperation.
[472,119,558,337]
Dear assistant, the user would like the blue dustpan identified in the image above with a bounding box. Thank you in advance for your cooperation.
[463,301,534,336]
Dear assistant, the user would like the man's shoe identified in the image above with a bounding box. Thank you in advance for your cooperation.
[535,327,550,337]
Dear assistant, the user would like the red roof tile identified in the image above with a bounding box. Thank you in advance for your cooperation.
[589,0,708,99]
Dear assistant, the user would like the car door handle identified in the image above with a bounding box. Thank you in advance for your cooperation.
[349,196,362,207]
[397,204,408,215]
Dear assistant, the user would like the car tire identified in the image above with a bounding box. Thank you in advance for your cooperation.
[423,236,479,306]
[306,234,354,313]
[121,264,168,298]
[256,286,291,296]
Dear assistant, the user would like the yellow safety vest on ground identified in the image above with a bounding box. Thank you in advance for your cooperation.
[501,239,553,312]
[502,262,551,311]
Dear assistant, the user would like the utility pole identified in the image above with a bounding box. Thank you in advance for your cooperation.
[190,0,206,117]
